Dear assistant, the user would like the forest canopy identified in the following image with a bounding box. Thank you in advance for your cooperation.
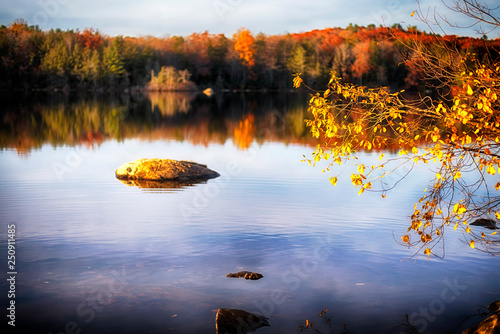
[1,19,499,92]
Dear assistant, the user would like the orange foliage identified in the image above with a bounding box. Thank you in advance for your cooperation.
[351,42,371,79]
[233,113,255,149]
[234,28,255,68]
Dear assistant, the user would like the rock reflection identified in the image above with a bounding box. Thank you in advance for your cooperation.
[118,178,209,190]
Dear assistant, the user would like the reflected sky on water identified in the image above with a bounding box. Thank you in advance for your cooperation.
[0,93,499,333]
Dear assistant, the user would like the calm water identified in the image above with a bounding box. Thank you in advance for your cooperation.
[1,92,499,334]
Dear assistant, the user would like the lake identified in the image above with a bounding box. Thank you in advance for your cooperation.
[0,92,499,334]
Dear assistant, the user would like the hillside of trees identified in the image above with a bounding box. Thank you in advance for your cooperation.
[1,19,499,92]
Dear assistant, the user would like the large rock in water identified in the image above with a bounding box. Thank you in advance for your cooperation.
[215,308,270,334]
[115,159,220,181]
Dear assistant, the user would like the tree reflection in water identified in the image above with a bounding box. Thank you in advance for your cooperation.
[0,91,314,154]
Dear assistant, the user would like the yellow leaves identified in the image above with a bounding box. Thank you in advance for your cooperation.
[436,172,442,180]
[351,174,363,187]
[453,203,467,215]
[466,226,471,234]
[421,234,432,243]
[424,248,431,260]
[453,171,461,181]
[469,240,475,249]
[411,11,415,17]
[495,212,500,220]
[402,235,409,243]
[467,85,473,95]
[435,103,446,114]
[412,147,418,154]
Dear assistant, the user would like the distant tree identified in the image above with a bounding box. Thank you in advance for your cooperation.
[234,28,256,68]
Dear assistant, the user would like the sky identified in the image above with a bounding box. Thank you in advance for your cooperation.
[1,0,499,38]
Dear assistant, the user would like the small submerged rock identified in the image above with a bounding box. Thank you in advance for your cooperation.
[215,308,270,334]
[226,271,263,280]
[115,158,220,182]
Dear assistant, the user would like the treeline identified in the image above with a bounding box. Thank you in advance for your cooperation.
[1,19,499,92]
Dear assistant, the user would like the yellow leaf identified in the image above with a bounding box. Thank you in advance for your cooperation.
[470,240,475,248]
[424,248,431,260]
[436,173,442,180]
[495,212,500,220]
[330,176,338,186]
[466,226,471,233]
[402,235,409,243]
[412,147,418,154]
[358,187,365,195]
[411,11,415,17]
[379,153,384,161]
[293,74,303,88]
[467,85,473,95]
[492,231,498,235]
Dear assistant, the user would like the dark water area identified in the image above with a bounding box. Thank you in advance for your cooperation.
[1,92,499,334]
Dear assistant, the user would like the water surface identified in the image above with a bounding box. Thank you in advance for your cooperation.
[1,93,499,334]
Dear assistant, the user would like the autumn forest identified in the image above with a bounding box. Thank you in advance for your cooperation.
[2,19,499,92]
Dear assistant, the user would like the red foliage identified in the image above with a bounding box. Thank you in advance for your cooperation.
[77,28,102,50]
